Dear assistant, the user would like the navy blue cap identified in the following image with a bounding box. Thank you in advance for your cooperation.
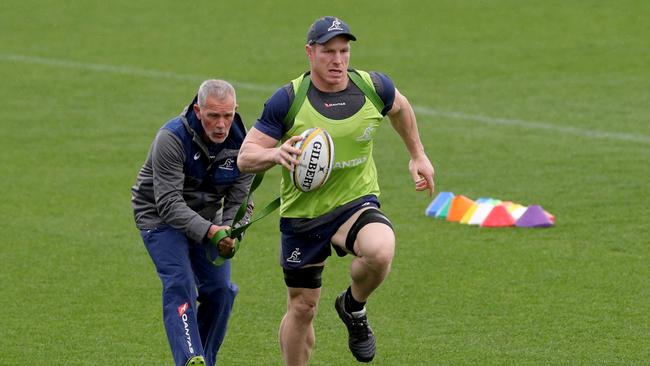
[307,16,357,45]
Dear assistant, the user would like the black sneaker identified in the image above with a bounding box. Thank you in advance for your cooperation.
[335,291,376,362]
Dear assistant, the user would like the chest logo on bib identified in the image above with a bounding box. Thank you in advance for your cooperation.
[356,126,375,142]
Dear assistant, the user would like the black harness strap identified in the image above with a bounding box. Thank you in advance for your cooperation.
[343,208,393,255]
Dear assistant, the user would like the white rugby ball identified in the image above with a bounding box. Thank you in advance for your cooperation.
[291,127,334,192]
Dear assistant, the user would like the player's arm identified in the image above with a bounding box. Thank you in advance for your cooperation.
[239,84,308,173]
[237,127,302,173]
[387,88,435,195]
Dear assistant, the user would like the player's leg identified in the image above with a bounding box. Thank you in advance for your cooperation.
[189,244,238,366]
[279,287,320,366]
[332,207,395,302]
[331,207,395,362]
[349,221,395,302]
[279,266,323,366]
[141,225,205,366]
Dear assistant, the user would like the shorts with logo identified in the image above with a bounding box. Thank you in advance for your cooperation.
[279,195,380,270]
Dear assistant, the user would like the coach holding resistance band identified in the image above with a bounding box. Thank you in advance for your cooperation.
[238,16,435,365]
[131,79,254,366]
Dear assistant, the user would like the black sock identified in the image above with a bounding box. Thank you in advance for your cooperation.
[345,286,366,313]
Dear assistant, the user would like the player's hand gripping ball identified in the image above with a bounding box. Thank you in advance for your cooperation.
[291,127,334,192]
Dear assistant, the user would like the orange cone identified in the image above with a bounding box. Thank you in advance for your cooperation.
[446,195,475,222]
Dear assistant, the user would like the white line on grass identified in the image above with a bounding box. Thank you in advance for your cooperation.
[0,53,276,92]
[2,52,649,144]
[413,107,650,144]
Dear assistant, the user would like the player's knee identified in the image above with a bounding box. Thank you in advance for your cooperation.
[288,295,319,322]
[367,242,394,270]
[375,238,395,265]
[358,224,395,265]
[283,267,322,322]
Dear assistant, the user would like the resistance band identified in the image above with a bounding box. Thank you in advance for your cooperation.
[208,173,280,266]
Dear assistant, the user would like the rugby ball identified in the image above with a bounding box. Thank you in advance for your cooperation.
[291,127,334,192]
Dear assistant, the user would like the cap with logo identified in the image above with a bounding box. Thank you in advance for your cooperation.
[307,16,357,45]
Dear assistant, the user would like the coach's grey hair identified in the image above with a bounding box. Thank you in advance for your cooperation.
[197,79,236,108]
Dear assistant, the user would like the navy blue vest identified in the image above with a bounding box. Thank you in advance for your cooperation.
[162,98,246,191]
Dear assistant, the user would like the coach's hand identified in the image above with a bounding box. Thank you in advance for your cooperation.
[207,225,236,258]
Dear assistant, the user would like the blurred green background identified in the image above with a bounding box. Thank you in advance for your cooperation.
[1,1,648,364]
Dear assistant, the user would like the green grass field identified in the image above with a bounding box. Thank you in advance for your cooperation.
[1,1,649,364]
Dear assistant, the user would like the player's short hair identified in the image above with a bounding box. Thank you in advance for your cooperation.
[197,79,236,108]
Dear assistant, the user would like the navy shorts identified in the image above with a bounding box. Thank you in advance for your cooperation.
[279,195,380,270]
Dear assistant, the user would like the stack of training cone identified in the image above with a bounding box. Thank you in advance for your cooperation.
[425,192,555,228]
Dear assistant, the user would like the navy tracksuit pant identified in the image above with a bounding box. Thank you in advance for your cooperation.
[141,225,237,366]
